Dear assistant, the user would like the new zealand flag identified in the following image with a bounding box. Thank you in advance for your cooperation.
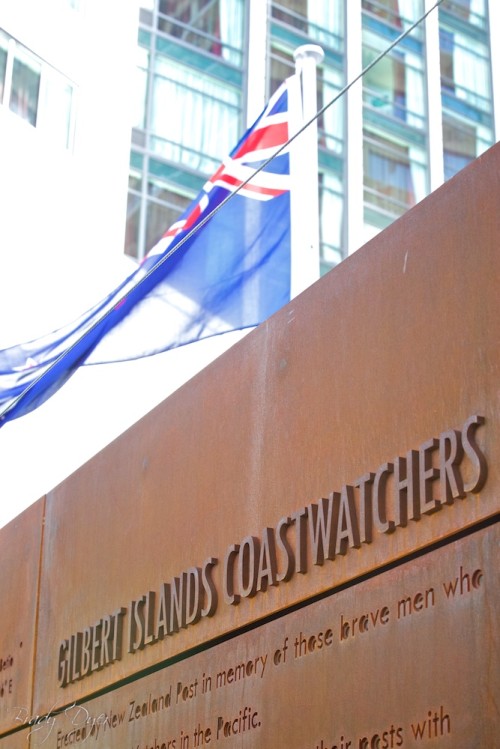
[0,80,292,426]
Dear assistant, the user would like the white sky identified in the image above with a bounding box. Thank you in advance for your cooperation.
[0,306,247,529]
[0,1,250,529]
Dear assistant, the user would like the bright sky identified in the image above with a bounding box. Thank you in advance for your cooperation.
[0,318,247,529]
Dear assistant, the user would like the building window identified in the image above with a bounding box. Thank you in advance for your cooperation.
[145,178,192,253]
[438,4,493,180]
[439,28,491,113]
[442,117,476,179]
[363,132,426,221]
[10,46,41,126]
[442,116,492,180]
[440,0,487,28]
[129,1,245,260]
[319,171,344,268]
[362,0,426,130]
[271,1,344,51]
[139,0,245,66]
[362,42,425,128]
[0,31,7,102]
[150,55,239,173]
[132,45,149,133]
[0,29,75,149]
[362,0,424,31]
[125,153,199,260]
[41,69,74,149]
[318,66,344,156]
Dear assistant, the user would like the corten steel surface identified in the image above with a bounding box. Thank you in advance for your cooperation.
[0,728,31,749]
[0,500,45,733]
[20,144,500,715]
[21,524,498,749]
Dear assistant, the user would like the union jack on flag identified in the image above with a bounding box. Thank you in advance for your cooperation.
[147,80,291,264]
[0,79,293,426]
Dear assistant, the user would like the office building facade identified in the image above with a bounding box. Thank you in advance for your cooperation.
[0,0,137,342]
[126,0,499,271]
[1,1,498,279]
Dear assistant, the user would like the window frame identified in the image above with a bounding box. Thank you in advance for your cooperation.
[0,28,76,150]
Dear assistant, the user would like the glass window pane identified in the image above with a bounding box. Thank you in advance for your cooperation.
[271,1,344,52]
[269,45,294,97]
[441,0,487,28]
[363,38,425,127]
[443,119,475,179]
[151,56,239,172]
[363,132,426,219]
[362,0,424,29]
[439,30,491,112]
[10,46,41,126]
[319,172,343,267]
[133,46,149,130]
[442,117,492,180]
[125,164,145,259]
[272,0,308,31]
[43,70,74,148]
[125,168,197,260]
[125,191,143,259]
[148,178,191,210]
[146,194,190,253]
[319,66,344,155]
[306,1,344,50]
[158,0,244,65]
[0,31,8,103]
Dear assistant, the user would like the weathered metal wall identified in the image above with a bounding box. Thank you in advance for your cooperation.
[1,144,499,747]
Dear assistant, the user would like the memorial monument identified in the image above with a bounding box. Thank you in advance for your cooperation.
[1,142,498,749]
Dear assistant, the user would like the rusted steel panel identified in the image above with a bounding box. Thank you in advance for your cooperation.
[25,143,500,714]
[0,728,32,748]
[0,500,44,734]
[28,524,499,749]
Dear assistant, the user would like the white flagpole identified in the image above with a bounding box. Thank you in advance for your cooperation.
[289,44,324,298]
